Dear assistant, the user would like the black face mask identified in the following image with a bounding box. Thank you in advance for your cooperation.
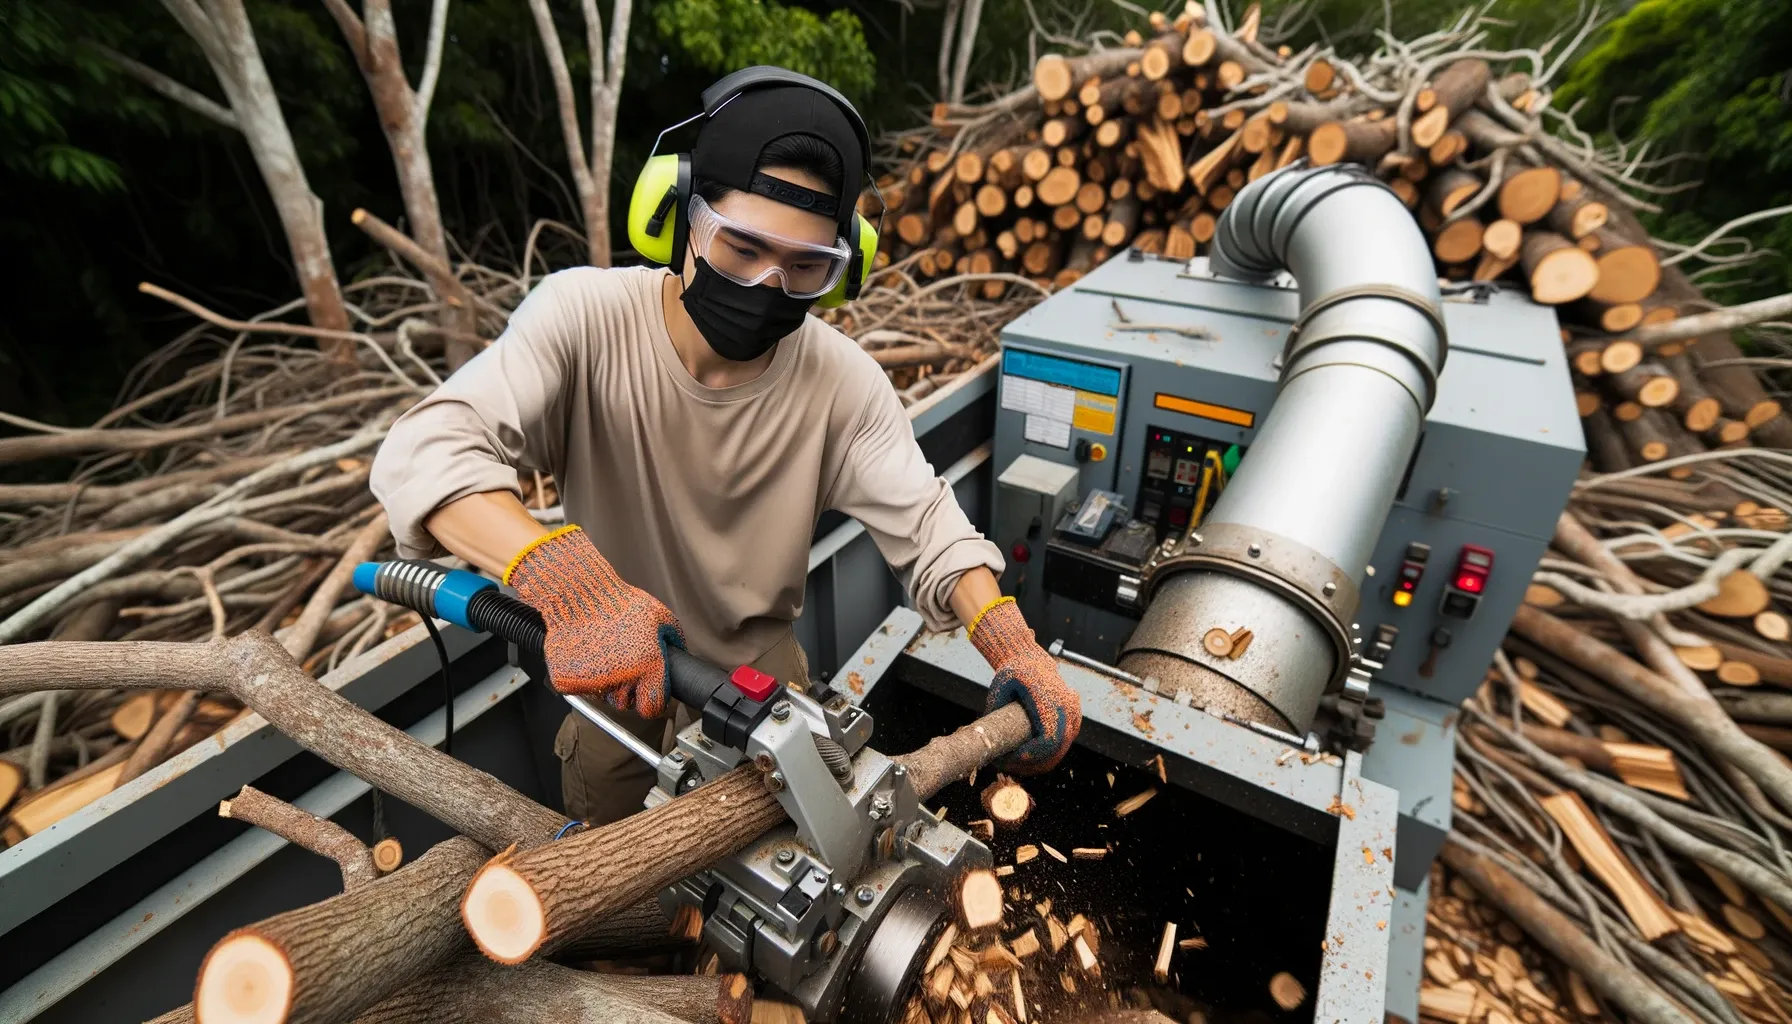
[681,259,811,362]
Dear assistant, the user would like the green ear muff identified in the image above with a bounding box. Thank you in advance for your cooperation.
[628,154,683,265]
[816,213,880,308]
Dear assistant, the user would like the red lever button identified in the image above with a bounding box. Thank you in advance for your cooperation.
[729,665,778,702]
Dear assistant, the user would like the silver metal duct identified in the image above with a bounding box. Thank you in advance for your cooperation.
[1119,163,1448,733]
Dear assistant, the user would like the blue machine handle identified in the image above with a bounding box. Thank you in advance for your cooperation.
[353,560,733,711]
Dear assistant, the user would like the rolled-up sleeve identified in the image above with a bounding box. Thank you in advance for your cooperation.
[371,269,589,558]
[828,381,1004,631]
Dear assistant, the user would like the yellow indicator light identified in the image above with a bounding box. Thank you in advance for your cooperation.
[1393,591,1413,608]
[1089,443,1108,462]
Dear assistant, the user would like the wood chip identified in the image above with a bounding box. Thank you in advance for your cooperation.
[1154,921,1176,982]
[1046,916,1069,953]
[1268,971,1307,1010]
[1115,788,1158,816]
[1041,843,1067,863]
[1011,928,1040,958]
[1071,847,1108,860]
[1014,845,1039,864]
[1178,936,1208,950]
[1072,934,1099,974]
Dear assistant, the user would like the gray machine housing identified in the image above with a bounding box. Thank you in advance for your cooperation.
[989,250,1582,1013]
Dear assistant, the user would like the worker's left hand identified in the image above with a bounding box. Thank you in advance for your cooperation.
[968,597,1082,773]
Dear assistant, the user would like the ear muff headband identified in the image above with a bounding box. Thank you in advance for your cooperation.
[628,68,877,297]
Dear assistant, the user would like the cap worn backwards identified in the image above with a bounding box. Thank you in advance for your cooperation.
[690,85,864,234]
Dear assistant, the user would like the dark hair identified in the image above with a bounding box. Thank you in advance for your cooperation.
[695,132,843,205]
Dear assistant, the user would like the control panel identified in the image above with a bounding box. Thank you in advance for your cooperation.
[1135,425,1239,538]
[990,253,1582,709]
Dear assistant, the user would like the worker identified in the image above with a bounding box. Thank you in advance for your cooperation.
[370,67,1080,829]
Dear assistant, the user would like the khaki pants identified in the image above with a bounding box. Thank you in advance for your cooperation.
[554,630,811,828]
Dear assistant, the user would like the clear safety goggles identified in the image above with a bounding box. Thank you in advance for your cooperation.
[688,194,852,299]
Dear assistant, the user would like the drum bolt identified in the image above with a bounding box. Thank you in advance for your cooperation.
[776,849,796,865]
[771,701,792,722]
[855,885,876,906]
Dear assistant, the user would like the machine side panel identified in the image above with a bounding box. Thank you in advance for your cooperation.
[1397,354,1585,545]
[1360,685,1458,890]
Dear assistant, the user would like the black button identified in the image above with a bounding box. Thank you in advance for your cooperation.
[1440,591,1479,619]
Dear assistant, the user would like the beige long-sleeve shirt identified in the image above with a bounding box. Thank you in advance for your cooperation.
[370,266,1002,668]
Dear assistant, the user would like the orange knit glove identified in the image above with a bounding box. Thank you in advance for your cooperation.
[968,597,1082,774]
[504,525,686,719]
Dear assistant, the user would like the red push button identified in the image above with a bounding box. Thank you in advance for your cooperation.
[1010,541,1031,563]
[729,665,778,702]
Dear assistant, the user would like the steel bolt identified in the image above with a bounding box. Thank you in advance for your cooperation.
[831,882,847,899]
[768,770,786,793]
[816,929,839,957]
[668,750,686,763]
[870,795,892,820]
[1322,581,1337,597]
[892,764,906,777]
[681,775,700,792]
[777,849,796,865]
[770,701,792,722]
[855,885,876,906]
[1247,543,1262,558]
[754,752,777,772]
[1190,532,1204,545]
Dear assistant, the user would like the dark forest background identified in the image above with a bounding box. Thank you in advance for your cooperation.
[3,0,1787,428]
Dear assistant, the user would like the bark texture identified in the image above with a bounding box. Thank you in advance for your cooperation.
[353,956,746,1024]
[196,837,487,1024]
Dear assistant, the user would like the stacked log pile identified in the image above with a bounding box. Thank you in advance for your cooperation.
[855,3,1792,453]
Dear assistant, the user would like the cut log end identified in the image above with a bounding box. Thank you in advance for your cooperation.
[960,869,1005,931]
[196,934,294,1024]
[981,776,1035,827]
[372,837,403,873]
[1523,234,1599,305]
[1697,570,1771,619]
[462,862,548,964]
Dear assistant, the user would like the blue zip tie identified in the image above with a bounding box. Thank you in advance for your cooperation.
[553,820,586,841]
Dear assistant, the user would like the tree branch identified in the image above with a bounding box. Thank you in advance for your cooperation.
[1634,293,1792,349]
[88,42,239,131]
[221,784,379,888]
[0,633,566,847]
[0,426,392,643]
[415,0,451,122]
[523,0,597,213]
[949,0,986,105]
[318,0,370,66]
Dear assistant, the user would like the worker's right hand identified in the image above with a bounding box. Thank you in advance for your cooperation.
[968,597,1082,774]
[504,525,686,718]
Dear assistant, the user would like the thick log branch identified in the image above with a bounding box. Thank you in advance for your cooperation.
[353,956,750,1024]
[197,836,487,1024]
[461,703,1033,963]
[0,633,566,847]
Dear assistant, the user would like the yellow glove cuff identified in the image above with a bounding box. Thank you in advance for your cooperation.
[503,524,583,585]
[966,596,1016,638]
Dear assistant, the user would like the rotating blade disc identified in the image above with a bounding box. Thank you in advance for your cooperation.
[837,886,948,1024]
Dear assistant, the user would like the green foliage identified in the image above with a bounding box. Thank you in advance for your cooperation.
[649,0,876,103]
[1557,0,1792,302]
[0,5,133,190]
